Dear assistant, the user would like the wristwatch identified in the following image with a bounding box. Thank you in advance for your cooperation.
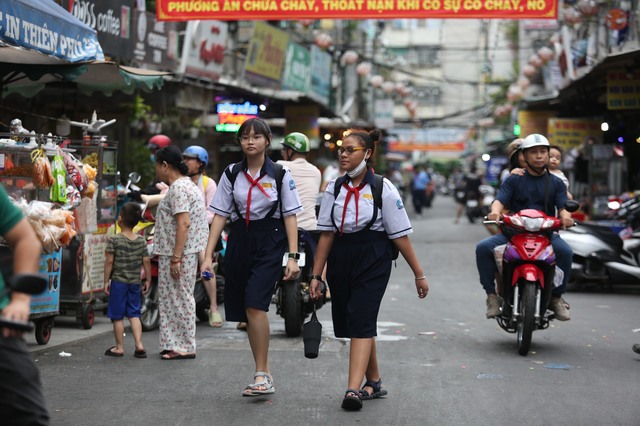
[288,252,301,260]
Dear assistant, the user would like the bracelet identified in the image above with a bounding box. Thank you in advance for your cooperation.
[415,276,426,281]
[309,274,325,285]
[172,254,182,259]
[170,259,182,264]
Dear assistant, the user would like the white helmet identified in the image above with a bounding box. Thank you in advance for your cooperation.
[521,133,550,150]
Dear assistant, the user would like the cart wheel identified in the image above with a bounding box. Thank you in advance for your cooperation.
[81,304,95,329]
[35,318,54,345]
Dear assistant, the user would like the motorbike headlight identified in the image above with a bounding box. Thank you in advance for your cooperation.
[509,216,524,228]
[540,218,556,230]
[522,217,544,231]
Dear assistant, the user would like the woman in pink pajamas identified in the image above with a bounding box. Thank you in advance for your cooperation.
[153,146,208,359]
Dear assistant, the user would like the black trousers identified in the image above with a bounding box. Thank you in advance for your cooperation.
[0,336,49,425]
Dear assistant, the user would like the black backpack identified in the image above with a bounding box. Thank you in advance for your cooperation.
[333,174,399,260]
[224,161,285,220]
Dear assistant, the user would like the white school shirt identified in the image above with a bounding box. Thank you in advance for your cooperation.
[210,159,302,222]
[277,158,321,231]
[317,171,413,239]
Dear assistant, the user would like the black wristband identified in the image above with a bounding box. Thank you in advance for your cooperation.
[309,274,324,284]
[288,252,300,260]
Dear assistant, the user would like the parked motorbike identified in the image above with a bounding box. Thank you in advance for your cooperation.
[138,195,226,331]
[485,200,579,356]
[560,195,640,291]
[274,230,326,337]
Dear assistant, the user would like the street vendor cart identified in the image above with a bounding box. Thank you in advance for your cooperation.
[0,131,117,343]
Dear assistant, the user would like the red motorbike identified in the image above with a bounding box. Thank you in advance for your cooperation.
[485,202,578,356]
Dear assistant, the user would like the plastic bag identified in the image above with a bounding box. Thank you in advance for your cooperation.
[31,149,54,188]
[61,150,87,193]
[493,244,506,274]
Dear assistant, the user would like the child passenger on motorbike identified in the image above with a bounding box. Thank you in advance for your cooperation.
[476,134,574,321]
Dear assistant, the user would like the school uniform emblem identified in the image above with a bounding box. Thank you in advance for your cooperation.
[396,199,404,209]
[289,179,296,190]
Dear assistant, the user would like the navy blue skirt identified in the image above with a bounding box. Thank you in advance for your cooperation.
[223,218,286,322]
[326,230,393,338]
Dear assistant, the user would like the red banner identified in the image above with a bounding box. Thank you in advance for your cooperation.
[157,0,558,21]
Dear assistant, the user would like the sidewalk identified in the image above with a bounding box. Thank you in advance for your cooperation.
[25,313,113,354]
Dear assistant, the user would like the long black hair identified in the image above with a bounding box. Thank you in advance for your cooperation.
[156,145,188,176]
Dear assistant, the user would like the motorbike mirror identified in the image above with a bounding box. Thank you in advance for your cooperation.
[564,200,580,213]
[128,172,141,184]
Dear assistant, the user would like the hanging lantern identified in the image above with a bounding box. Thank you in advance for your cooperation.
[356,62,372,76]
[369,75,384,88]
[517,76,531,89]
[538,46,555,62]
[395,82,407,95]
[577,0,598,16]
[382,81,396,94]
[606,9,628,31]
[315,33,333,49]
[528,54,544,68]
[522,64,537,77]
[507,85,524,102]
[341,50,359,65]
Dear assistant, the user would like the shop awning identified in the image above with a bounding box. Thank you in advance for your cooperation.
[0,60,170,97]
[0,0,104,63]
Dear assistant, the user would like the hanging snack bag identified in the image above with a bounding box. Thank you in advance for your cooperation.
[50,152,67,203]
[31,149,54,188]
[61,150,87,193]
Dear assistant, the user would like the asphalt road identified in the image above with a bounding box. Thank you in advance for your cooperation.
[32,194,640,425]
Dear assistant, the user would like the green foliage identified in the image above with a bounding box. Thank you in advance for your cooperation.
[121,137,156,188]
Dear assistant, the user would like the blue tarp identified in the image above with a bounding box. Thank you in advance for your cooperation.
[0,0,104,62]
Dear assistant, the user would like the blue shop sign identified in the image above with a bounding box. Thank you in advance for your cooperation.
[0,0,104,62]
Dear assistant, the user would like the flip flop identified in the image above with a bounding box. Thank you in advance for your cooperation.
[104,347,123,357]
[160,349,171,355]
[134,349,147,359]
[161,351,196,360]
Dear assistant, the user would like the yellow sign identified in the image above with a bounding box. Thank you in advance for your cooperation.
[547,118,600,151]
[244,22,289,84]
[607,70,640,110]
[517,110,556,138]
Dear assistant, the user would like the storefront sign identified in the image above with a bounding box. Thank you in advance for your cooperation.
[0,0,104,62]
[607,70,640,110]
[216,102,258,132]
[309,45,331,106]
[180,20,228,80]
[129,11,179,70]
[157,0,558,20]
[374,99,395,130]
[244,22,289,89]
[282,42,311,93]
[389,128,467,155]
[547,118,600,151]
[63,0,134,61]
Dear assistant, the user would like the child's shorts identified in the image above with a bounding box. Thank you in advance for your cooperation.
[107,280,142,320]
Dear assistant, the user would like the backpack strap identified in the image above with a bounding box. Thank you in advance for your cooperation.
[330,173,382,231]
[202,175,210,192]
[225,160,285,221]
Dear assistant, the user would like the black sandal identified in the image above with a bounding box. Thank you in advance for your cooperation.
[341,389,363,411]
[359,378,388,400]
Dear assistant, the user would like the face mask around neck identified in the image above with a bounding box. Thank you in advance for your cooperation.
[347,158,368,178]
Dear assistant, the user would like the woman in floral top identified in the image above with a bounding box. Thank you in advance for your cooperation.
[153,146,207,359]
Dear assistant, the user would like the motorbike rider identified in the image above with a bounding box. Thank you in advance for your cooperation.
[182,145,223,328]
[476,133,574,321]
[454,163,483,224]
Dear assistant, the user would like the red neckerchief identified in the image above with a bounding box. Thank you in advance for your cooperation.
[243,171,271,228]
[339,181,367,235]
